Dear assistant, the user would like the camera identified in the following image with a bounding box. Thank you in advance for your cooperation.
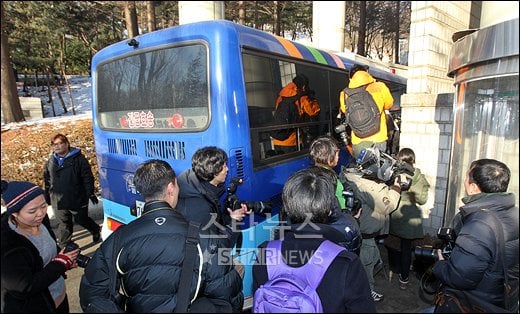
[63,241,91,268]
[225,177,272,215]
[356,147,415,191]
[414,227,456,260]
[334,121,350,147]
[342,185,362,217]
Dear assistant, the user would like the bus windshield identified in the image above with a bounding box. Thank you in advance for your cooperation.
[97,43,209,131]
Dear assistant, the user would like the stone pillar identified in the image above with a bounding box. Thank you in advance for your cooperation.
[312,1,345,52]
[480,1,519,28]
[400,2,480,235]
[178,1,225,25]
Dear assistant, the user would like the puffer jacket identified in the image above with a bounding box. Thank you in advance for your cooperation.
[343,169,401,236]
[433,193,519,311]
[43,147,95,210]
[79,201,244,313]
[339,70,394,145]
[1,213,66,313]
[389,167,430,239]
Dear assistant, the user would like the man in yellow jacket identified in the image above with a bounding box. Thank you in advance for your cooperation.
[272,74,320,153]
[339,65,394,158]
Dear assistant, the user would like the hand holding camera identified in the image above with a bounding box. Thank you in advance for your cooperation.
[414,227,456,261]
[225,177,272,216]
[62,241,92,268]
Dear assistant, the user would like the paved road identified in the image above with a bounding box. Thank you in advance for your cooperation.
[56,219,103,313]
[63,222,433,313]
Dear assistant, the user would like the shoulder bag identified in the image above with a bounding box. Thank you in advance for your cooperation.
[434,211,514,313]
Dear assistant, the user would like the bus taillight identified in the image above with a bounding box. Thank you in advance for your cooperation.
[107,217,125,231]
[169,114,184,128]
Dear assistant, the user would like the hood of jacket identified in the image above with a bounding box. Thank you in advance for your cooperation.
[348,70,376,88]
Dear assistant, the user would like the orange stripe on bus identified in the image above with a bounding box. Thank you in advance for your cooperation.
[275,36,303,59]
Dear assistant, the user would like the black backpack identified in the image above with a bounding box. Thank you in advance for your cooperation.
[343,85,381,138]
[271,95,299,141]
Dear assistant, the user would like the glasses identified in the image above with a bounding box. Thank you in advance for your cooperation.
[52,142,64,146]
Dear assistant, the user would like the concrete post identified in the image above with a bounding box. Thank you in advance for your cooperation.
[400,1,480,235]
[179,1,225,25]
[312,1,345,52]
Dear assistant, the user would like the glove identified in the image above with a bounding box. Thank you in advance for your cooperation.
[89,194,99,205]
[52,253,74,270]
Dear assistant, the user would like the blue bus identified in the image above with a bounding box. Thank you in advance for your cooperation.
[91,19,406,308]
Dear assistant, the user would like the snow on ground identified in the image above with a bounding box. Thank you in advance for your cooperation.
[1,75,102,224]
[2,75,93,130]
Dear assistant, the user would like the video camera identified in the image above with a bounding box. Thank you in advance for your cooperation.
[334,119,350,147]
[414,227,456,260]
[356,147,415,191]
[63,241,91,268]
[225,177,272,216]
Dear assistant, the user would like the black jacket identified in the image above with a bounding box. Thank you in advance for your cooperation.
[79,201,244,313]
[176,169,240,248]
[43,147,95,210]
[1,213,67,313]
[433,193,519,311]
[253,224,376,313]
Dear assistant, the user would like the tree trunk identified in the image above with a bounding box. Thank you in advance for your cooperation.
[146,1,156,32]
[1,2,25,123]
[394,1,400,64]
[254,1,259,29]
[52,73,67,114]
[238,1,245,25]
[357,1,366,57]
[60,34,75,115]
[46,72,56,117]
[274,1,281,35]
[125,1,139,38]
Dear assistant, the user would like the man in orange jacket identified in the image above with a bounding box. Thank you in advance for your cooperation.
[339,65,394,158]
[272,74,320,153]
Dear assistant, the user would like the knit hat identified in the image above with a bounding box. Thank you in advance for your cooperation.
[1,180,44,214]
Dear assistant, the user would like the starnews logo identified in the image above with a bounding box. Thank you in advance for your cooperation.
[210,246,328,266]
[198,212,324,241]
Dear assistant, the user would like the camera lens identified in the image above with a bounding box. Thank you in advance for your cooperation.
[247,201,272,215]
[414,245,436,259]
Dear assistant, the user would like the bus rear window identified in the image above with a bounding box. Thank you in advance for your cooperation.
[96,44,209,131]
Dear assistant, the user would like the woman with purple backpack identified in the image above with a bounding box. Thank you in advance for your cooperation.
[252,168,375,313]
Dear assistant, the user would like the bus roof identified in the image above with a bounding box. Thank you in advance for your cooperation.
[94,19,407,86]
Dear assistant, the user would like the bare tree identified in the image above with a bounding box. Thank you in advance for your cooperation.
[146,1,156,32]
[238,1,245,25]
[1,1,24,123]
[394,1,400,64]
[357,1,366,56]
[125,1,139,38]
[60,34,75,115]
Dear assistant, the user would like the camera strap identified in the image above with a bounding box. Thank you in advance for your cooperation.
[486,211,510,306]
[109,227,123,309]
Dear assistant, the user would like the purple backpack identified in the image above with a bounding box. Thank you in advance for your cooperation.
[253,240,345,313]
